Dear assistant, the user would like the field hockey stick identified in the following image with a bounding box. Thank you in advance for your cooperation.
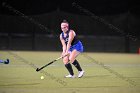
[36,54,68,72]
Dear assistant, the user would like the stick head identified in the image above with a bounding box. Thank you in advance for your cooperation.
[36,68,39,72]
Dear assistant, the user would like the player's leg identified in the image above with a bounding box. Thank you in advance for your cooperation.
[69,50,85,78]
[69,50,81,70]
[63,55,74,78]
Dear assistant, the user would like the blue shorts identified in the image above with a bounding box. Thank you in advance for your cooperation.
[69,41,83,53]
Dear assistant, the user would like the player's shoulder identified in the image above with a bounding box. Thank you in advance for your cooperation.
[60,33,63,38]
[69,29,74,32]
[69,29,76,35]
[69,29,75,34]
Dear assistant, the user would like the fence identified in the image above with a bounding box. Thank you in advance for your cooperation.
[0,33,139,53]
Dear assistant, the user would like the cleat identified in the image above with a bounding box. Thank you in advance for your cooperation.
[78,71,85,78]
[65,74,75,78]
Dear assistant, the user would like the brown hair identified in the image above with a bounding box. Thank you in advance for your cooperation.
[62,19,69,25]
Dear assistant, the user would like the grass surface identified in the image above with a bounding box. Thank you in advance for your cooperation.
[0,51,140,93]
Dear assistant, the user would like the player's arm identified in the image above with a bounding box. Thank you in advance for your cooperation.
[60,34,67,55]
[65,30,74,53]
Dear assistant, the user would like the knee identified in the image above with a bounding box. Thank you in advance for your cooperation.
[69,57,75,63]
[63,57,69,64]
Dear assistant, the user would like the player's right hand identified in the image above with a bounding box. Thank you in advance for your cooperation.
[61,52,66,57]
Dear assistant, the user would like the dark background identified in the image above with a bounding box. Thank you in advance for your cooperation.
[0,0,140,53]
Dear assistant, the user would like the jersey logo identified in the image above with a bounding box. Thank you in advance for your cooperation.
[65,38,69,42]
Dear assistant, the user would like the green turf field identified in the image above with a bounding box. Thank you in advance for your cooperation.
[0,51,140,93]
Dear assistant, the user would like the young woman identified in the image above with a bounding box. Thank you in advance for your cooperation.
[60,20,84,78]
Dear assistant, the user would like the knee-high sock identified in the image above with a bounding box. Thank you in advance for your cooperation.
[72,60,82,71]
[65,63,74,75]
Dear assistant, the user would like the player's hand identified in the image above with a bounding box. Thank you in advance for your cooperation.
[61,52,66,57]
[61,52,69,57]
[64,52,69,57]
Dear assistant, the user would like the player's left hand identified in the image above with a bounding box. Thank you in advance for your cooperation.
[64,52,69,57]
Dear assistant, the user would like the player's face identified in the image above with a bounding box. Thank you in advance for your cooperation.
[61,23,69,33]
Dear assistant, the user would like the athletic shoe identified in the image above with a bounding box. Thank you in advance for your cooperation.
[65,74,75,78]
[78,71,85,78]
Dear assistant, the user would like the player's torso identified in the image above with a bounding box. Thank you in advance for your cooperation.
[62,30,70,44]
[61,30,78,45]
